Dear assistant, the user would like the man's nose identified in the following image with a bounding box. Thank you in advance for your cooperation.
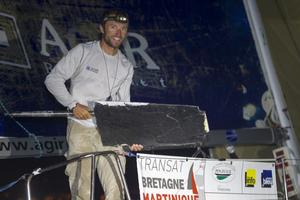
[115,29,122,36]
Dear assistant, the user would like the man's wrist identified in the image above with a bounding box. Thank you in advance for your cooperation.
[68,102,78,112]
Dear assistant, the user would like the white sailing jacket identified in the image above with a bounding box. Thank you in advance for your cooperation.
[45,41,134,127]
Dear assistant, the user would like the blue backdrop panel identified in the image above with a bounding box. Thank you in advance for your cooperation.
[0,0,268,137]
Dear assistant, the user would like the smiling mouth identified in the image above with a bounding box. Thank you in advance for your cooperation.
[112,37,122,41]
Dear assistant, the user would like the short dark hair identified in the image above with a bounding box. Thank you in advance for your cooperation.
[101,9,129,25]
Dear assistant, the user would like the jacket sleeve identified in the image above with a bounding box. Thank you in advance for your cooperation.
[44,44,83,109]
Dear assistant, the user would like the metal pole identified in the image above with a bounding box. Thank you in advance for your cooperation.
[6,111,94,118]
[26,174,33,200]
[281,158,288,200]
[113,154,131,200]
[90,155,96,200]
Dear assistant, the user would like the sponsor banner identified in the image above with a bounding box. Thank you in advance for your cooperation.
[0,0,275,161]
[242,161,277,194]
[136,153,206,200]
[0,0,269,139]
[0,136,67,159]
[137,154,278,200]
[204,160,243,193]
[205,193,277,200]
[204,160,277,199]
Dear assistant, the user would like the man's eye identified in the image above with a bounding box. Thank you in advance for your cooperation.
[110,25,117,29]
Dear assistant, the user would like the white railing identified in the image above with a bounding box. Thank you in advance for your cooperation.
[25,150,131,200]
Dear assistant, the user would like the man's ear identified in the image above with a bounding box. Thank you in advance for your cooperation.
[99,24,104,34]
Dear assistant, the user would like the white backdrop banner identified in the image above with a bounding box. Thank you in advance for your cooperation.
[136,153,277,200]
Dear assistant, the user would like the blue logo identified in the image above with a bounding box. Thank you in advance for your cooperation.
[86,65,98,73]
[261,170,273,188]
[226,129,238,144]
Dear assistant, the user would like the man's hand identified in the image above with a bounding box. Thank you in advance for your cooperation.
[130,144,143,151]
[72,103,92,120]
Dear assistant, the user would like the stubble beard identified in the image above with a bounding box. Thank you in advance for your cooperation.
[103,34,123,50]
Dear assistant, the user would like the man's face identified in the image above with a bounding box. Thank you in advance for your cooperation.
[101,20,128,49]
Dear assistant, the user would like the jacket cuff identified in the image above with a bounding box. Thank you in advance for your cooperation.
[67,101,77,111]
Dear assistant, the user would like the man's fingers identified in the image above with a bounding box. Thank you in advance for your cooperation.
[73,104,92,119]
[79,112,92,119]
[130,144,144,151]
[80,110,92,119]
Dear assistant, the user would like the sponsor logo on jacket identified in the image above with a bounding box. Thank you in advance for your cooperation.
[86,65,99,73]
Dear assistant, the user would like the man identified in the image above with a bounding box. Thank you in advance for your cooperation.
[45,9,143,200]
